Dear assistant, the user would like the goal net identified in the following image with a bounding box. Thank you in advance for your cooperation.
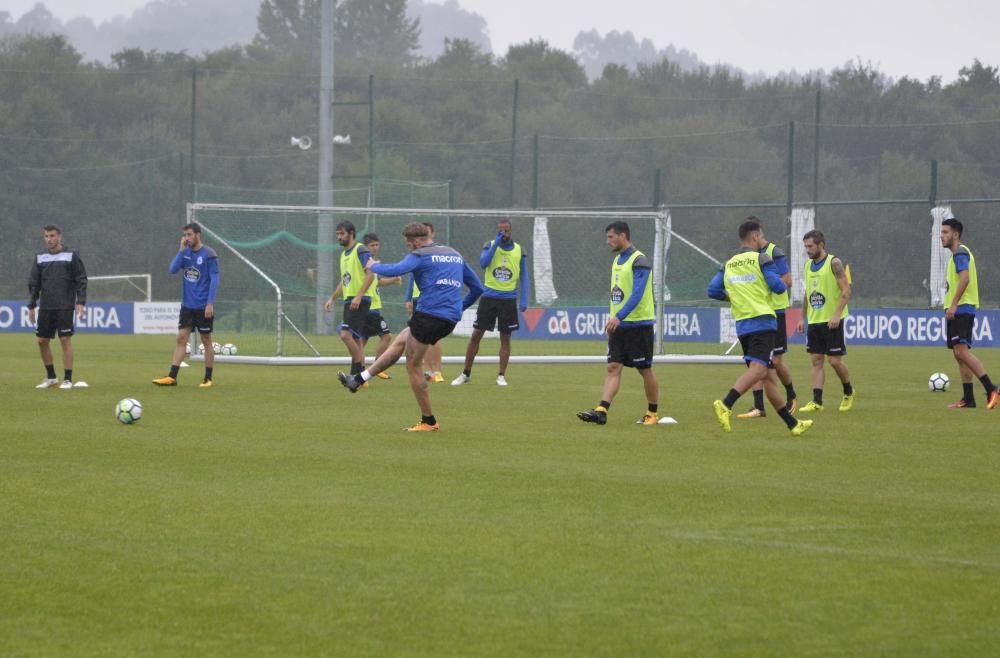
[187,203,736,364]
[87,274,152,302]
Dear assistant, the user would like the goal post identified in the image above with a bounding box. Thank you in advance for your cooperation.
[187,202,738,364]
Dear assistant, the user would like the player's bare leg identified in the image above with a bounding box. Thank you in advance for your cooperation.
[462,327,485,373]
[37,336,54,370]
[58,335,74,373]
[172,328,192,366]
[498,332,512,377]
[600,362,624,404]
[405,337,433,417]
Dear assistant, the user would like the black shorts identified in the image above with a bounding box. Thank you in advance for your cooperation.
[362,311,391,339]
[739,330,776,367]
[607,324,654,369]
[773,310,788,355]
[947,314,975,349]
[408,311,456,346]
[340,297,372,338]
[806,323,847,356]
[35,308,75,339]
[474,296,519,333]
[179,306,214,334]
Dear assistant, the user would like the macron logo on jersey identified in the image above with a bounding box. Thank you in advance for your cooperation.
[431,255,463,264]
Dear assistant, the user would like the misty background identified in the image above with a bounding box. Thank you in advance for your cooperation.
[2,0,736,81]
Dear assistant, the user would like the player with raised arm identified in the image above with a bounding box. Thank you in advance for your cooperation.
[738,218,798,418]
[338,223,484,431]
[323,221,375,382]
[709,218,812,436]
[452,219,530,387]
[153,222,220,387]
[939,218,998,409]
[795,230,855,412]
[576,221,662,426]
[28,225,88,389]
[403,222,446,383]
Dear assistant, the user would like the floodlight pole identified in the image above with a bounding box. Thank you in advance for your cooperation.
[317,0,336,334]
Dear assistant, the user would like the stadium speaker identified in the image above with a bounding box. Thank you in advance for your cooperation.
[290,135,312,150]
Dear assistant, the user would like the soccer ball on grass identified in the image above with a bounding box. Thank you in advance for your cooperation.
[928,372,950,393]
[116,398,143,424]
[221,343,238,356]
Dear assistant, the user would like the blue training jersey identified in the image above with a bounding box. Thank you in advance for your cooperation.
[372,243,484,323]
[169,246,220,309]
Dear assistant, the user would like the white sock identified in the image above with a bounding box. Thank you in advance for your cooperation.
[360,370,373,382]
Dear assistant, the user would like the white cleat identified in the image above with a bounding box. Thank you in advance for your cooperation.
[59,380,73,389]
[36,378,59,389]
[496,374,508,387]
[73,381,89,388]
[451,373,471,386]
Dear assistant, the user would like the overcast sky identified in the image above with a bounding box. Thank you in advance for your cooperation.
[5,0,999,81]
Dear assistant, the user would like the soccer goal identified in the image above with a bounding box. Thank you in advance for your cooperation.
[186,202,738,364]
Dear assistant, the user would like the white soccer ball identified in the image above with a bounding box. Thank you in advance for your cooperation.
[221,343,237,356]
[197,343,206,355]
[212,341,222,355]
[928,372,950,393]
[116,398,143,424]
[184,341,192,356]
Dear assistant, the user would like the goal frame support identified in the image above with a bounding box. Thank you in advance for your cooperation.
[188,202,732,363]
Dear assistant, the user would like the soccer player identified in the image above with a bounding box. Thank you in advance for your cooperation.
[153,222,220,387]
[359,233,402,380]
[939,218,998,409]
[338,222,484,431]
[794,229,855,412]
[576,221,662,426]
[452,219,530,387]
[28,225,88,389]
[323,221,375,380]
[403,221,445,383]
[738,218,798,418]
[709,218,812,436]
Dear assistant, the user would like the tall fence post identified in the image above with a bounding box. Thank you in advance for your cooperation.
[531,135,539,209]
[786,121,795,220]
[447,179,455,245]
[813,89,821,205]
[652,168,662,209]
[189,63,197,202]
[509,79,519,208]
[368,74,375,207]
[177,152,185,225]
[929,159,938,206]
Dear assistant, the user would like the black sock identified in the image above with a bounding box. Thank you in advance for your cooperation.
[752,389,765,411]
[351,361,363,375]
[979,374,995,395]
[353,373,364,385]
[422,415,437,426]
[843,381,853,395]
[463,368,471,377]
[813,388,823,405]
[648,403,658,413]
[63,369,72,382]
[777,407,798,429]
[45,364,57,379]
[204,367,213,381]
[963,382,975,404]
[597,400,611,412]
[169,364,180,379]
[785,383,796,400]
[723,388,740,409]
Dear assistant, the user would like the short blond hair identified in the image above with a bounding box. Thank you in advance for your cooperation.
[403,222,429,239]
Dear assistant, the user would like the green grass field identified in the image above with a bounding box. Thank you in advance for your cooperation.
[2,334,999,656]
